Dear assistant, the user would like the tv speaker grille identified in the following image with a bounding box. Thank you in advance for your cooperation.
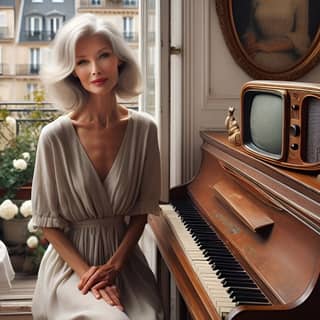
[306,98,320,163]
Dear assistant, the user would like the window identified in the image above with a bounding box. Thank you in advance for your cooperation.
[91,0,101,5]
[30,48,40,74]
[27,83,38,95]
[52,0,64,2]
[32,0,43,2]
[46,16,64,40]
[123,16,133,40]
[123,0,137,5]
[0,46,2,74]
[0,13,7,38]
[27,83,39,100]
[28,16,43,40]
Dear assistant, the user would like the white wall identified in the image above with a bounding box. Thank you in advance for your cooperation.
[181,0,320,182]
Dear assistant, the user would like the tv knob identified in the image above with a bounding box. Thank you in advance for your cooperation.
[290,124,300,136]
[290,143,299,150]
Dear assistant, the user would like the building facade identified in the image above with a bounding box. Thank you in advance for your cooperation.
[0,0,139,101]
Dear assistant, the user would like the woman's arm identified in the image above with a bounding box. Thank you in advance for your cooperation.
[42,227,90,277]
[78,214,148,294]
[42,227,123,309]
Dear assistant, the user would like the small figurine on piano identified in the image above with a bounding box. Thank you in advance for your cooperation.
[225,107,241,146]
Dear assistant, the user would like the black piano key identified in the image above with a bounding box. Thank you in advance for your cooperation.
[171,198,271,307]
[223,280,257,288]
[236,300,271,306]
[233,296,270,304]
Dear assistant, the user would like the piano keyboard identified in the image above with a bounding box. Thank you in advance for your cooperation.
[161,200,270,318]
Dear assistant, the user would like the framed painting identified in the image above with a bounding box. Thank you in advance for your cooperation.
[216,0,320,80]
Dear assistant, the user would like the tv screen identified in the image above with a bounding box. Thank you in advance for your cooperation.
[248,93,283,158]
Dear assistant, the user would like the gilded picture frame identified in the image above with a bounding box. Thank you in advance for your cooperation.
[216,0,320,80]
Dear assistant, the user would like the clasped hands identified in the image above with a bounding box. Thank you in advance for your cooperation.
[78,263,124,311]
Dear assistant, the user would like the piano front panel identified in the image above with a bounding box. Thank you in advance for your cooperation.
[150,132,320,320]
[187,135,320,304]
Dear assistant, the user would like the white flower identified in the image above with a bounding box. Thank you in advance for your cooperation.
[27,218,38,233]
[13,159,28,171]
[22,152,30,162]
[20,200,32,218]
[26,235,39,249]
[5,116,16,127]
[0,200,19,220]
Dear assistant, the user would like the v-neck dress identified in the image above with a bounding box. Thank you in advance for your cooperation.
[31,110,164,320]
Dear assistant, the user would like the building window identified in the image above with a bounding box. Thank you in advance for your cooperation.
[0,46,2,74]
[123,0,137,5]
[91,0,101,5]
[52,0,64,2]
[46,16,64,40]
[123,16,133,40]
[0,13,8,39]
[30,48,40,74]
[32,0,43,2]
[28,16,43,40]
[27,83,39,100]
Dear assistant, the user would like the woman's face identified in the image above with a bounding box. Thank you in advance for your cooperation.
[73,34,121,96]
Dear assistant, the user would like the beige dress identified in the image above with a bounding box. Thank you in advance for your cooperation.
[31,109,164,320]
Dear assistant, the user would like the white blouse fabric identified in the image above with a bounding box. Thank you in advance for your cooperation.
[31,109,164,320]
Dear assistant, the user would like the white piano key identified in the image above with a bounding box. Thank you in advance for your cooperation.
[161,206,236,317]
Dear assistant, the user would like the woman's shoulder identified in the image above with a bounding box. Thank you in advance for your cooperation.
[39,115,68,144]
[130,109,157,130]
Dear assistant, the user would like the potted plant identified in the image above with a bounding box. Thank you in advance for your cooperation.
[0,199,48,274]
[0,103,58,274]
[0,116,38,200]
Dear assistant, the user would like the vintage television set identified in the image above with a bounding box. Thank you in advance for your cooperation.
[240,80,320,171]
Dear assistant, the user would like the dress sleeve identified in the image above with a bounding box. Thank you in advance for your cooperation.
[31,128,69,229]
[129,121,161,216]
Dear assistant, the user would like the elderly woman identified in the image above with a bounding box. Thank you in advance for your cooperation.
[31,13,164,320]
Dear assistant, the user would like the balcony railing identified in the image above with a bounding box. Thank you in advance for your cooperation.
[0,27,13,39]
[20,31,57,42]
[0,102,60,137]
[123,31,138,43]
[15,64,41,76]
[79,0,138,9]
[0,64,11,75]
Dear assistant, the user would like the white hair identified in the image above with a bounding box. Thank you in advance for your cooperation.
[41,13,142,111]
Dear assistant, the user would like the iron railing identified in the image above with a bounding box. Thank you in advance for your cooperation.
[0,101,139,136]
[0,27,13,39]
[79,0,138,9]
[20,30,57,42]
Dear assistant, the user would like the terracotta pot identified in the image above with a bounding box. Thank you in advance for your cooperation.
[0,184,32,200]
[2,217,31,245]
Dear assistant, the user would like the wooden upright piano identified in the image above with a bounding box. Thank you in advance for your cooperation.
[150,132,320,320]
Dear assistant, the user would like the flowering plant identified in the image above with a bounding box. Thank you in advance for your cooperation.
[0,116,39,200]
[0,199,48,273]
[25,217,48,272]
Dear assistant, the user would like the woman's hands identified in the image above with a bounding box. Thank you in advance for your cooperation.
[77,214,147,311]
[98,285,123,311]
[78,263,123,310]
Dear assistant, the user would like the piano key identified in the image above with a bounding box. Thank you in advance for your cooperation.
[161,205,236,317]
[166,200,271,309]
